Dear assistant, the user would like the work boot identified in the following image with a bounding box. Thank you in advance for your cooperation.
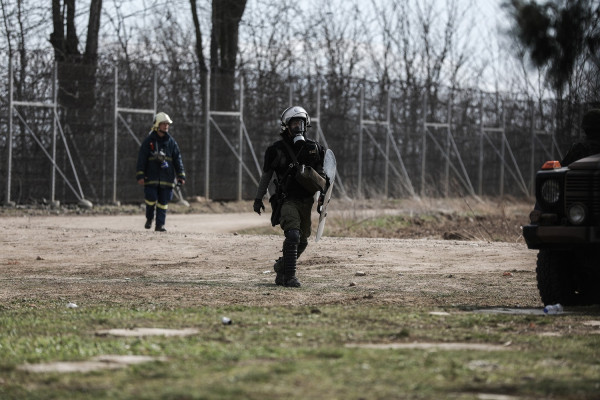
[275,241,306,286]
[284,275,301,287]
[282,229,301,288]
[273,257,284,286]
[155,225,166,232]
[145,219,152,229]
[298,242,307,258]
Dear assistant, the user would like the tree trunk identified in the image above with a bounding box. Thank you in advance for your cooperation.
[190,0,209,110]
[50,0,102,114]
[210,0,247,111]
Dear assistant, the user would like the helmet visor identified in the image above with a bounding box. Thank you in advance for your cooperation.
[288,118,306,134]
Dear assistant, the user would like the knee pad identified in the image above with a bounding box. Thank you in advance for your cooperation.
[284,229,301,245]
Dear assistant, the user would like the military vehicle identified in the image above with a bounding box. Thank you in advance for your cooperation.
[523,153,600,305]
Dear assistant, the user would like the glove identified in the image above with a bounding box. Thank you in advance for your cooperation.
[317,192,325,214]
[253,198,265,215]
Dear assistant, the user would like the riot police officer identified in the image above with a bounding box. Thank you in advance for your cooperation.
[253,106,326,287]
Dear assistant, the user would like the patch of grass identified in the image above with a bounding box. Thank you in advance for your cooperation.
[1,301,599,399]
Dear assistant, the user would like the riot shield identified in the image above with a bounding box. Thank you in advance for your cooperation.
[315,149,336,242]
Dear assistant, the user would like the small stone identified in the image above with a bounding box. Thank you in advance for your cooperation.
[349,282,356,287]
[355,271,366,276]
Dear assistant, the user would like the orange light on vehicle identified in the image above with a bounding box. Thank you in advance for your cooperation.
[541,160,561,170]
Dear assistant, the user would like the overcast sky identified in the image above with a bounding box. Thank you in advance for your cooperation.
[40,0,522,92]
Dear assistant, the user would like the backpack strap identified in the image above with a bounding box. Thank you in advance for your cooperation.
[281,140,300,165]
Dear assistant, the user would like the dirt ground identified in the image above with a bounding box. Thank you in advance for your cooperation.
[0,198,544,309]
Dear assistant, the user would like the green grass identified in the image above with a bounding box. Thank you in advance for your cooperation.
[1,301,599,399]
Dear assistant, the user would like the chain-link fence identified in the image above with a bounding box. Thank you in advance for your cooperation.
[0,56,587,205]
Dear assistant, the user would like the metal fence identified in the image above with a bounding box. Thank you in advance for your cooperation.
[0,57,586,205]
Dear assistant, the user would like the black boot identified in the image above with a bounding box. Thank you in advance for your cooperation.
[145,205,155,229]
[298,241,308,258]
[282,229,301,287]
[274,257,284,286]
[275,241,306,286]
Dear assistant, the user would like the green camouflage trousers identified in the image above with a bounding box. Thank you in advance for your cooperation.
[280,197,314,241]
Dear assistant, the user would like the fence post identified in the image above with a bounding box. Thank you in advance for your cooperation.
[204,70,211,200]
[112,67,118,204]
[238,76,244,201]
[421,92,427,197]
[444,99,451,197]
[51,63,58,204]
[384,92,390,198]
[6,57,14,205]
[529,101,535,196]
[358,86,364,197]
[478,94,484,196]
[500,106,506,196]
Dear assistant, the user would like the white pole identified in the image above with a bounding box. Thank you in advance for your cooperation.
[478,95,484,196]
[51,63,57,203]
[445,100,451,197]
[204,70,211,200]
[421,92,427,197]
[530,102,535,196]
[500,107,506,196]
[6,57,13,205]
[153,70,157,113]
[238,76,244,201]
[113,67,118,204]
[316,82,322,141]
[358,86,364,197]
[384,92,390,198]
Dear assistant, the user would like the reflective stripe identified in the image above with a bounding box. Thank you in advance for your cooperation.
[145,181,175,188]
[145,199,157,206]
[157,202,168,210]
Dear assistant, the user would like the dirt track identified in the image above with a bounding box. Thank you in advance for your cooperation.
[0,212,542,309]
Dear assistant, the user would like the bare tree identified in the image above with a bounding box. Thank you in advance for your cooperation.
[190,0,209,108]
[189,0,247,110]
[304,1,368,114]
[0,0,48,100]
[49,0,103,112]
[238,0,297,76]
[212,0,247,110]
[504,0,599,97]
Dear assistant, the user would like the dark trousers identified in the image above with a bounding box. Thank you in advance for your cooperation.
[144,185,173,227]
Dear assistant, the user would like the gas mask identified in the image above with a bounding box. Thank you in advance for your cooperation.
[288,118,306,145]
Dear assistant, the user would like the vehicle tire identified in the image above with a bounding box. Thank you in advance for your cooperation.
[536,249,592,306]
